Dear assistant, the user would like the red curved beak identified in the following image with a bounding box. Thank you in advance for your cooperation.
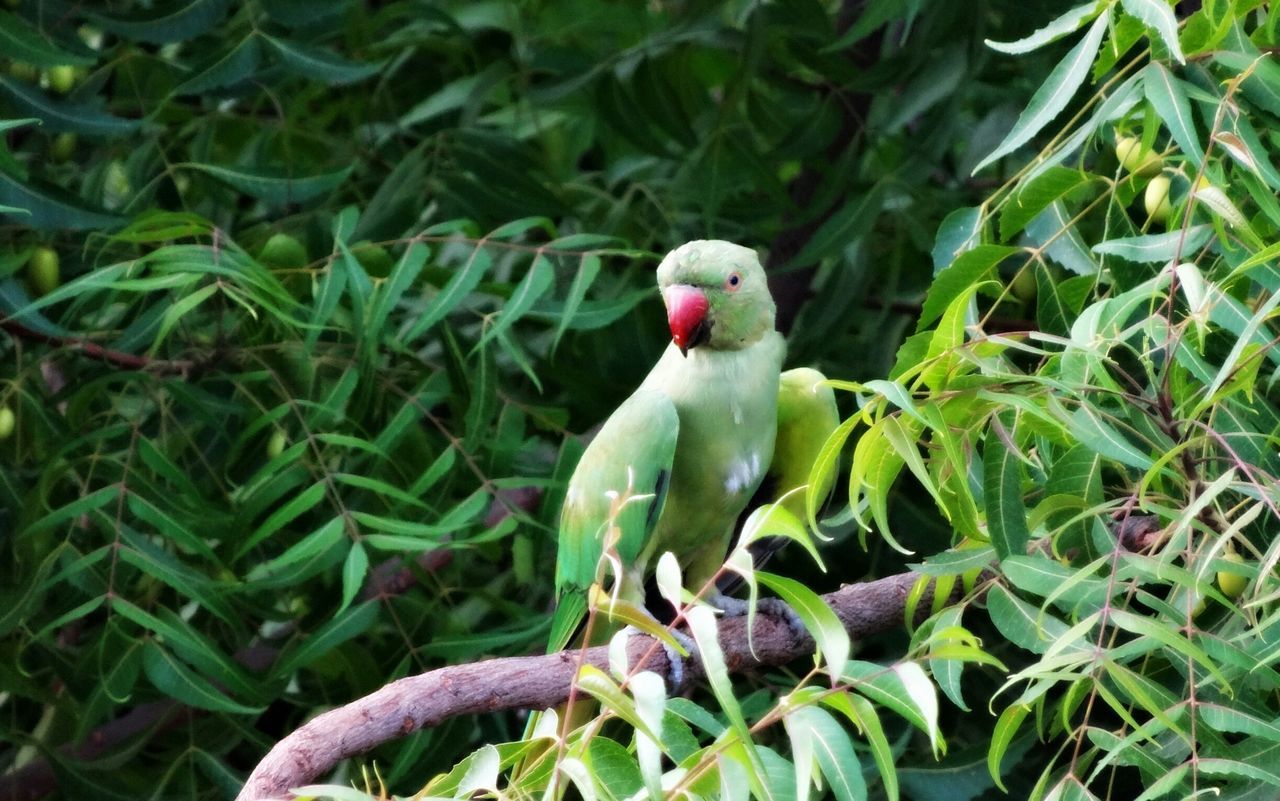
[664,284,709,356]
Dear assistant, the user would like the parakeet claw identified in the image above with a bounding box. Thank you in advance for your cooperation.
[620,625,695,690]
[708,591,807,640]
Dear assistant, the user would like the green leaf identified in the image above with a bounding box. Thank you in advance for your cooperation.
[1143,63,1203,166]
[0,76,142,137]
[1121,0,1184,63]
[476,254,554,348]
[339,541,367,613]
[174,36,260,95]
[265,36,380,85]
[984,3,1101,54]
[152,282,219,353]
[985,585,1075,654]
[0,11,95,67]
[789,183,887,267]
[931,206,983,273]
[185,162,351,205]
[988,704,1030,791]
[1000,168,1097,242]
[236,481,328,559]
[922,282,987,391]
[823,693,897,801]
[366,241,429,352]
[1215,50,1280,117]
[1026,201,1097,274]
[1091,226,1212,263]
[587,737,643,800]
[1198,704,1280,742]
[757,571,849,674]
[250,518,346,578]
[142,642,262,714]
[92,0,231,43]
[1108,609,1228,689]
[553,253,601,352]
[402,246,492,341]
[687,606,761,770]
[842,661,942,755]
[1066,406,1153,470]
[786,706,867,801]
[919,245,1019,329]
[984,413,1030,560]
[272,602,379,679]
[1196,759,1280,787]
[974,9,1110,173]
[22,484,121,535]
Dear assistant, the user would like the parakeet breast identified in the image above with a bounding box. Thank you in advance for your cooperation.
[637,331,785,581]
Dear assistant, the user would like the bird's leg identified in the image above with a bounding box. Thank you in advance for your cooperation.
[707,590,807,640]
[619,623,696,690]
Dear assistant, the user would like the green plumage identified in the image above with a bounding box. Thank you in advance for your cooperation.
[548,240,838,654]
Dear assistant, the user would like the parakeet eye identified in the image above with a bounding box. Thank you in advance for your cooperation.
[725,272,742,290]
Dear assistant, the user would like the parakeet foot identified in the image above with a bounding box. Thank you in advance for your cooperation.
[620,625,695,690]
[708,591,807,640]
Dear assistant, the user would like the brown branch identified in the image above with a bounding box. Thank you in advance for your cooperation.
[0,318,196,374]
[237,569,959,801]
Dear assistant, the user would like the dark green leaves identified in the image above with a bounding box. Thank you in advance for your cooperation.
[0,11,95,67]
[184,163,351,205]
[0,76,142,137]
[0,168,122,229]
[91,0,232,43]
[265,36,381,85]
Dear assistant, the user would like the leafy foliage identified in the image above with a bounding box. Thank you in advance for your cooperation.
[840,3,1280,798]
[2,0,1276,800]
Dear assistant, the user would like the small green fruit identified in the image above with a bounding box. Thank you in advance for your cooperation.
[267,430,287,458]
[28,247,60,296]
[1011,268,1037,304]
[0,406,14,439]
[259,233,309,270]
[1217,550,1248,599]
[46,65,76,94]
[1144,175,1172,223]
[351,241,393,279]
[50,132,76,162]
[8,61,38,82]
[1114,134,1162,175]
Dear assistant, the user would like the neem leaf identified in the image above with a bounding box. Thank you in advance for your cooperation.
[185,162,351,206]
[91,0,232,44]
[1143,63,1204,167]
[1121,0,1184,64]
[0,76,141,137]
[0,168,122,230]
[974,9,1110,174]
[984,2,1101,55]
[265,36,381,85]
[142,642,262,714]
[0,11,95,67]
[174,36,261,95]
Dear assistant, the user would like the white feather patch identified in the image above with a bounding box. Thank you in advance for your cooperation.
[724,452,762,495]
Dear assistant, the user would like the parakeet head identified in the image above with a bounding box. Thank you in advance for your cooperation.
[656,240,775,355]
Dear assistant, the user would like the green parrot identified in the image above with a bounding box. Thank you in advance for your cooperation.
[548,240,839,664]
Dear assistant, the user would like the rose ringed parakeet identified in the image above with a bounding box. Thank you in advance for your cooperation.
[548,240,838,661]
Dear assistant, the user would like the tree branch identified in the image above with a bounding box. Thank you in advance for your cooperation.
[237,570,957,801]
[0,318,195,374]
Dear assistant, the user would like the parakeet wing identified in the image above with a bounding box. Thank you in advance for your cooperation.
[548,389,679,652]
[770,367,840,519]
